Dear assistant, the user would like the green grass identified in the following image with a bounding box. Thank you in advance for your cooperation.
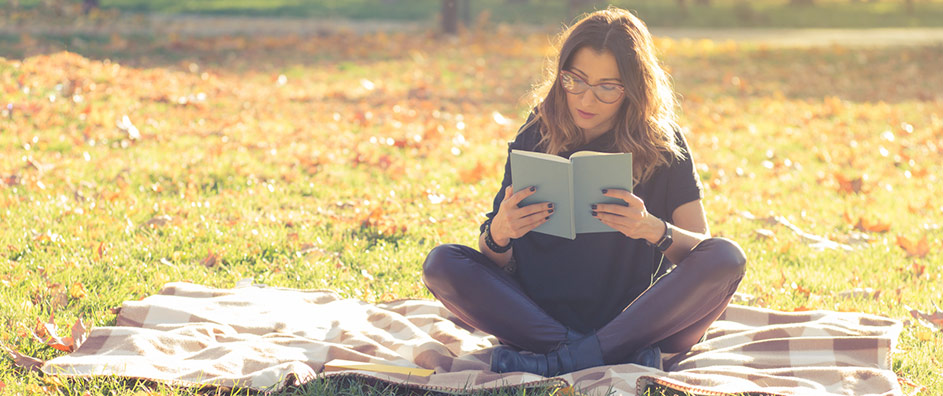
[1,24,941,396]
[5,0,943,28]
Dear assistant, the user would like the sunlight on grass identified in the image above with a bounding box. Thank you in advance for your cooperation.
[1,26,941,395]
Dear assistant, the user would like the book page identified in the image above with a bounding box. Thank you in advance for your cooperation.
[510,150,575,239]
[571,152,632,234]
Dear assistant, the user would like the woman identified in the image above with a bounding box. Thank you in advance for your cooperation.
[422,7,746,377]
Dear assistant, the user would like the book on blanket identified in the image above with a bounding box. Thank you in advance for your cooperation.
[510,149,632,239]
[322,359,435,377]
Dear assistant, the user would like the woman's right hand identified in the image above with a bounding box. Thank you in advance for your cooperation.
[489,185,554,245]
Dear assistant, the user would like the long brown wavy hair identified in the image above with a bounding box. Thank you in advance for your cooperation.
[524,6,682,184]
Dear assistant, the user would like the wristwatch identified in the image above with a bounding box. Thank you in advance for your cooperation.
[484,221,512,253]
[654,220,673,252]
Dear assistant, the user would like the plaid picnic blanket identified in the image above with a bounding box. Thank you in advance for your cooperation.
[41,282,903,395]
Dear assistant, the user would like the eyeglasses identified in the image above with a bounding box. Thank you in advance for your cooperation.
[559,70,625,104]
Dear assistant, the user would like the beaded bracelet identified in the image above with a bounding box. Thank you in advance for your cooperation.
[483,220,512,253]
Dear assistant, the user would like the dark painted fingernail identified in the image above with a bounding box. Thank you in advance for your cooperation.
[592,211,598,216]
[548,209,554,214]
[591,204,597,210]
[530,186,536,191]
[547,203,553,208]
[601,189,608,193]
[545,216,550,220]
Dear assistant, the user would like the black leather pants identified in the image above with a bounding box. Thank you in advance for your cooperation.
[421,238,746,364]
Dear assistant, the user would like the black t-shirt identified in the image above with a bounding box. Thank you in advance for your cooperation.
[481,116,703,333]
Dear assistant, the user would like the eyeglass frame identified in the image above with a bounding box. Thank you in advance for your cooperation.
[559,70,626,104]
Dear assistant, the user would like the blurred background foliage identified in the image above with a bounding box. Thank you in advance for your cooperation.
[3,0,943,30]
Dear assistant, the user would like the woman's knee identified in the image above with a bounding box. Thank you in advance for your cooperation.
[694,237,747,280]
[421,244,471,289]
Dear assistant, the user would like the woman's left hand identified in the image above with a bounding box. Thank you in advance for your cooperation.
[592,189,664,243]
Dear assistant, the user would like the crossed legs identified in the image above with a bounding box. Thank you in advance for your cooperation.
[421,238,746,365]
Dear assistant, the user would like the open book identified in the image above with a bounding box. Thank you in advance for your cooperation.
[510,149,632,239]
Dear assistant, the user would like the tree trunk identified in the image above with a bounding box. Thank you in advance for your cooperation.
[442,0,458,35]
[82,0,99,15]
[460,0,471,27]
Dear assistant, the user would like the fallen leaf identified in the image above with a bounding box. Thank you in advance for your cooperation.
[793,283,812,297]
[97,241,106,261]
[459,160,488,183]
[70,316,89,350]
[43,375,64,389]
[905,305,943,332]
[46,283,69,313]
[360,207,384,228]
[914,327,933,341]
[36,314,72,352]
[70,282,87,299]
[896,235,930,258]
[200,250,222,267]
[555,386,578,396]
[773,270,787,290]
[0,342,44,372]
[897,376,927,394]
[855,217,890,233]
[834,173,863,194]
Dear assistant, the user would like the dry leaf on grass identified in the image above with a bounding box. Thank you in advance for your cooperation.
[0,342,44,373]
[32,314,89,352]
[905,305,943,332]
[897,376,928,394]
[200,250,222,267]
[896,235,930,258]
[855,217,891,233]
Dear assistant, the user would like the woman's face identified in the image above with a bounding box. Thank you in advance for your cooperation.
[564,47,625,140]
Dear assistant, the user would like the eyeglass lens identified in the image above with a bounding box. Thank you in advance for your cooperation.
[561,71,623,103]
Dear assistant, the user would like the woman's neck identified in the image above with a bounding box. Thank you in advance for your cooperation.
[581,124,611,145]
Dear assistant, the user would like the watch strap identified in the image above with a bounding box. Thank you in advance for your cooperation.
[654,220,673,252]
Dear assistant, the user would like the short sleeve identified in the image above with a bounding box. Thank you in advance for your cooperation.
[664,128,703,218]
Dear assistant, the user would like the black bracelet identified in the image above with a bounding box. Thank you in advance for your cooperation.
[484,221,512,253]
